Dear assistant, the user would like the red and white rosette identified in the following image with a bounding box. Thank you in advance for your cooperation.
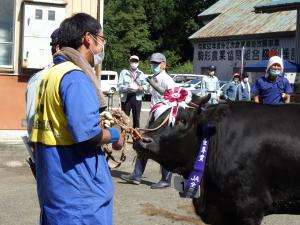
[150,87,192,126]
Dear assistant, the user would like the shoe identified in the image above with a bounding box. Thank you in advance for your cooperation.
[150,180,171,189]
[120,174,141,185]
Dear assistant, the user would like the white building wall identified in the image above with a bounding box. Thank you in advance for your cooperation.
[192,37,295,81]
[11,0,99,74]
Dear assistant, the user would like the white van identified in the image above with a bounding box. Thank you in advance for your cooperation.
[97,70,119,92]
[171,74,206,83]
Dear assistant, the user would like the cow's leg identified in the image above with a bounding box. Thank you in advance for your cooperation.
[225,188,270,225]
[209,199,265,225]
[203,188,267,225]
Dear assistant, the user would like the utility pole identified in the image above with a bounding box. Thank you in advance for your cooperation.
[96,0,104,79]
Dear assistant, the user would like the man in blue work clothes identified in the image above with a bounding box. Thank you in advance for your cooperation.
[201,65,220,104]
[252,56,292,104]
[30,13,124,225]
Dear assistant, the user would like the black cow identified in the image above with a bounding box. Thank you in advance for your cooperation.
[134,96,300,225]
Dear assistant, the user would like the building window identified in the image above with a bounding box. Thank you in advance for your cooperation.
[35,9,43,20]
[0,0,15,68]
[48,10,55,21]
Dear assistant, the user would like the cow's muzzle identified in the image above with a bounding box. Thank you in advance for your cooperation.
[133,136,156,153]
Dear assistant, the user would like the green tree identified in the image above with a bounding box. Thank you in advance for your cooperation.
[103,0,155,72]
[103,0,217,73]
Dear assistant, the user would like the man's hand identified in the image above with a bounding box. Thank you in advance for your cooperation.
[137,85,143,92]
[282,93,287,99]
[112,135,125,150]
[100,111,114,128]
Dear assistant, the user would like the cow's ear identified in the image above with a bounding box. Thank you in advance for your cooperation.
[199,104,229,124]
[191,94,211,106]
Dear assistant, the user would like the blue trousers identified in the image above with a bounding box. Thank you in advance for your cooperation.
[132,155,172,182]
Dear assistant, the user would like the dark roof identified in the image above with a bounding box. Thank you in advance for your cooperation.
[190,0,296,41]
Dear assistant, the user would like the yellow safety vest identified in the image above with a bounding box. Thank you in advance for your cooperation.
[30,61,82,146]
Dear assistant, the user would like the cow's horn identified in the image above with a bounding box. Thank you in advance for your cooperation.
[146,77,165,95]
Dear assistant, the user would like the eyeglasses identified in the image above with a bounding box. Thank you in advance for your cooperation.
[93,34,107,45]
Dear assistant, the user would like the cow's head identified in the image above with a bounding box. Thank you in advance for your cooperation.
[134,91,229,178]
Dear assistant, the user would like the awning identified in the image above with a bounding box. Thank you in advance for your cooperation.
[244,59,300,72]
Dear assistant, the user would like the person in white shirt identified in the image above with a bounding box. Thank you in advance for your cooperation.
[149,53,176,105]
[120,53,174,189]
[201,65,220,104]
[238,72,251,101]
[118,55,148,128]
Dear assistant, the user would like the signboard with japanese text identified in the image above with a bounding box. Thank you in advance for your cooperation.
[192,37,295,80]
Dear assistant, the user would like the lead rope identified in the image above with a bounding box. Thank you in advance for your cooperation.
[100,109,130,168]
[100,109,171,168]
[132,104,198,138]
[101,105,197,168]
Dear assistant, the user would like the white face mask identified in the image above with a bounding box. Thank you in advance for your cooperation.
[209,71,215,76]
[151,64,161,75]
[243,78,249,82]
[90,36,105,67]
[130,62,139,70]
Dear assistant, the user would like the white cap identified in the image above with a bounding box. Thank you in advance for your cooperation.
[129,55,139,61]
[266,56,284,74]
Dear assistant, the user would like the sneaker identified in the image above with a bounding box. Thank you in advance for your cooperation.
[120,174,141,185]
[150,180,171,189]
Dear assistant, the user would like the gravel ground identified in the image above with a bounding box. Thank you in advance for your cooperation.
[0,96,299,225]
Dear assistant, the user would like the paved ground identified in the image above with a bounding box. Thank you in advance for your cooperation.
[0,96,299,225]
[1,139,300,225]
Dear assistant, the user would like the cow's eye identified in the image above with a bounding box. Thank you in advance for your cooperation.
[176,119,186,126]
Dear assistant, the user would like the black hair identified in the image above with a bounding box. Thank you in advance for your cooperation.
[208,65,216,71]
[58,13,102,49]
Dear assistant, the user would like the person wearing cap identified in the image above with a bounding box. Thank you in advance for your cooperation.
[26,28,61,138]
[223,73,241,102]
[118,55,148,128]
[238,72,251,101]
[201,65,220,104]
[148,52,176,106]
[120,52,174,189]
[252,56,292,104]
[29,13,124,224]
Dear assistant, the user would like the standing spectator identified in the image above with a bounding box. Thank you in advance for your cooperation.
[238,72,251,101]
[223,73,240,102]
[252,56,292,104]
[30,13,124,225]
[201,65,220,104]
[120,52,174,189]
[118,55,148,128]
[149,53,176,106]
